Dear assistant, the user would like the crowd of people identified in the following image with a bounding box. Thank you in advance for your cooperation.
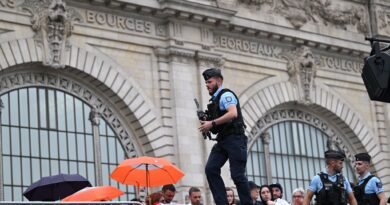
[139,150,386,205]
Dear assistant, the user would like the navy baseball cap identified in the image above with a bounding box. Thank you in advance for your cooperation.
[202,68,223,80]
[324,150,346,160]
[355,153,371,162]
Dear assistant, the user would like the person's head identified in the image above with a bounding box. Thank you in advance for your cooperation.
[354,152,371,176]
[146,192,165,205]
[226,187,236,205]
[269,183,283,200]
[325,150,346,173]
[248,181,260,201]
[162,184,176,203]
[291,188,305,205]
[188,187,202,205]
[202,68,223,96]
[259,185,271,202]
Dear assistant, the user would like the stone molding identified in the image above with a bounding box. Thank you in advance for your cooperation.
[0,37,170,158]
[0,71,139,158]
[239,79,390,186]
[21,0,82,69]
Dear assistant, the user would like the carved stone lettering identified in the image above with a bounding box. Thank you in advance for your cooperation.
[0,0,14,8]
[214,35,283,58]
[317,55,363,73]
[86,10,153,34]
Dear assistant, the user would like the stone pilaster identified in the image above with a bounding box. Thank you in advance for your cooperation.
[261,131,272,184]
[89,107,102,186]
[0,99,3,201]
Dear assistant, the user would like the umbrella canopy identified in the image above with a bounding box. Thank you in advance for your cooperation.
[23,173,92,201]
[110,156,185,187]
[62,186,124,202]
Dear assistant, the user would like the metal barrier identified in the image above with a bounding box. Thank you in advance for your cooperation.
[0,202,143,205]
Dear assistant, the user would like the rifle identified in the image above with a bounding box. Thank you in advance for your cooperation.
[194,98,212,140]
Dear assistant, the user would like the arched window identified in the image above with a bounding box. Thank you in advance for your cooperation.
[247,120,355,202]
[0,87,136,201]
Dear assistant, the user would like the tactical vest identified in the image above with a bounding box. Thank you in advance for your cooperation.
[315,172,347,205]
[354,175,380,205]
[207,89,245,139]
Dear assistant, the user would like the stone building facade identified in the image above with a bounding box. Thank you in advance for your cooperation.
[0,0,390,203]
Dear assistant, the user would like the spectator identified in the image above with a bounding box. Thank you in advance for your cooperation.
[291,188,305,205]
[260,185,272,205]
[145,192,164,205]
[249,181,262,205]
[226,187,240,205]
[162,184,176,204]
[188,187,202,205]
[269,183,289,205]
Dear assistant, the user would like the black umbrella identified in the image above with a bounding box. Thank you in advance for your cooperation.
[23,173,92,201]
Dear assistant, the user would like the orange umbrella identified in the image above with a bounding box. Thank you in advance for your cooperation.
[110,156,184,193]
[62,186,124,202]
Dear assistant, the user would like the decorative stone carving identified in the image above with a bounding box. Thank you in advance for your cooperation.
[238,0,368,34]
[376,6,390,36]
[21,0,82,69]
[285,46,317,104]
[89,107,101,126]
[249,108,354,162]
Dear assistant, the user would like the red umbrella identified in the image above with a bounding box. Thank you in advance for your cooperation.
[62,186,124,201]
[110,156,185,195]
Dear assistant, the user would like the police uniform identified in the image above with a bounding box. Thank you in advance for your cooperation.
[308,150,353,205]
[202,68,252,205]
[353,153,384,205]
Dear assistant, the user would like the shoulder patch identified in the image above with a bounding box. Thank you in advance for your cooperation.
[225,96,232,102]
[376,181,383,188]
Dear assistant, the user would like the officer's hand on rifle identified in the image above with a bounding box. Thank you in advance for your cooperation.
[199,120,213,134]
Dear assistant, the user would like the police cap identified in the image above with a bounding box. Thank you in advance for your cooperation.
[202,68,223,81]
[324,150,346,160]
[355,153,371,162]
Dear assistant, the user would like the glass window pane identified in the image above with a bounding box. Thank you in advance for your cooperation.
[38,89,47,128]
[22,158,31,186]
[9,91,19,126]
[66,94,75,131]
[57,92,66,131]
[21,128,30,156]
[11,127,20,155]
[48,90,57,129]
[2,126,10,155]
[40,130,49,158]
[59,132,68,159]
[29,88,38,128]
[19,89,29,127]
[68,133,76,160]
[75,99,84,132]
[3,156,11,184]
[12,156,21,185]
[50,131,58,158]
[77,134,86,161]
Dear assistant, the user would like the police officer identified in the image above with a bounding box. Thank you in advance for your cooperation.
[354,153,386,205]
[198,68,252,205]
[303,150,357,205]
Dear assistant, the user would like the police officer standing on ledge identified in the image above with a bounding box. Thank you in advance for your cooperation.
[303,150,357,205]
[198,68,252,205]
[354,153,386,205]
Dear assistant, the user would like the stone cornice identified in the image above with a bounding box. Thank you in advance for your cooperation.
[66,0,371,57]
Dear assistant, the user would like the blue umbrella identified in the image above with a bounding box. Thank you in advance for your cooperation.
[23,173,92,201]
